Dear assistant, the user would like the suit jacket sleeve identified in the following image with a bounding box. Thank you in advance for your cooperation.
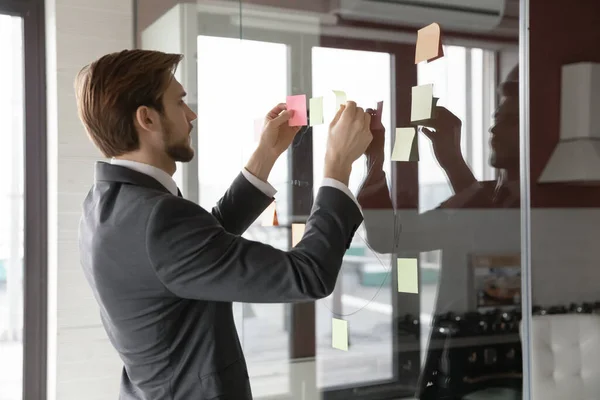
[146,186,363,303]
[210,172,273,235]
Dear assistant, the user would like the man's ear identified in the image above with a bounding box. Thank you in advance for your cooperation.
[134,105,159,133]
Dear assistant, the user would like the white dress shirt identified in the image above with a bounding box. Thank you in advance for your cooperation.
[109,159,361,211]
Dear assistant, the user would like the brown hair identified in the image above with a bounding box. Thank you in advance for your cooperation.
[75,49,184,157]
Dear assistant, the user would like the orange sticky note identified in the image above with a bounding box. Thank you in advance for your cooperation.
[286,95,307,126]
[415,23,443,64]
[262,201,279,227]
[292,223,306,247]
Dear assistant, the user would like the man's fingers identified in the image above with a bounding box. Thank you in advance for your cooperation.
[266,103,287,120]
[342,101,357,119]
[330,104,345,127]
[270,109,295,126]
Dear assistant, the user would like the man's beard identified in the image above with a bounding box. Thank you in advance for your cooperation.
[162,117,194,162]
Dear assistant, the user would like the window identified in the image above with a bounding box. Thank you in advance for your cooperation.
[311,46,395,389]
[417,46,496,213]
[0,12,24,400]
[196,35,292,398]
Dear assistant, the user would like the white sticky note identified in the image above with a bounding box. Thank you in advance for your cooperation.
[332,90,347,110]
[332,318,348,351]
[292,223,306,247]
[397,258,418,294]
[391,128,417,162]
[309,97,324,126]
[411,84,434,123]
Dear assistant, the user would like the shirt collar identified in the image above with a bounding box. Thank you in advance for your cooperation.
[110,159,178,196]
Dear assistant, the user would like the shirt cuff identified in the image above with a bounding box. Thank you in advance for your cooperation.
[321,178,363,215]
[242,168,277,198]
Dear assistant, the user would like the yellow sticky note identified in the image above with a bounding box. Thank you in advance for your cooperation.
[291,223,306,247]
[391,128,418,162]
[397,258,418,294]
[332,318,348,351]
[415,22,444,64]
[309,97,324,126]
[411,84,434,123]
[332,90,347,110]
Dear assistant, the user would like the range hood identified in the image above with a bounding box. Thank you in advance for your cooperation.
[539,63,600,183]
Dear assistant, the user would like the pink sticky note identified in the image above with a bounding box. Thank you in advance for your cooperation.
[286,95,307,126]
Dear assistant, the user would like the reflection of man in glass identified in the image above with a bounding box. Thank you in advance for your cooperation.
[359,65,520,213]
[357,65,521,398]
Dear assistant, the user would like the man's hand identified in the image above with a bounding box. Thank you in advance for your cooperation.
[245,103,301,182]
[324,101,373,185]
[421,106,464,168]
[257,103,302,159]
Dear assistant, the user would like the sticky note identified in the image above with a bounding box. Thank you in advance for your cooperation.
[332,318,348,351]
[391,128,418,162]
[397,258,418,294]
[332,90,346,110]
[411,84,434,123]
[286,95,307,126]
[262,201,279,227]
[292,223,306,247]
[309,97,324,126]
[415,22,444,64]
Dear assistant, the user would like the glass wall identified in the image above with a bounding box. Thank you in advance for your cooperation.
[136,1,526,398]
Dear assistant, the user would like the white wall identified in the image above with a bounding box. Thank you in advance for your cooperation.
[46,0,133,399]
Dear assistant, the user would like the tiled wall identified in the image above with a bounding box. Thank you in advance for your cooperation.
[46,0,132,398]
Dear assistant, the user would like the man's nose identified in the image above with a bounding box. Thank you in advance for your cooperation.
[186,104,197,122]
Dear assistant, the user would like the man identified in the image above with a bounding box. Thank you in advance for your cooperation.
[76,49,373,399]
[358,65,521,399]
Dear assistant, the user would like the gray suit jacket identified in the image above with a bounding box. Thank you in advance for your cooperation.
[79,162,363,399]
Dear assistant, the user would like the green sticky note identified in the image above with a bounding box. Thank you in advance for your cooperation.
[397,258,419,294]
[391,128,418,162]
[332,318,348,351]
[332,90,347,110]
[411,84,434,123]
[310,97,324,126]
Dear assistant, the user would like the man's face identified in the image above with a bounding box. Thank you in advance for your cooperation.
[489,95,519,169]
[159,77,197,162]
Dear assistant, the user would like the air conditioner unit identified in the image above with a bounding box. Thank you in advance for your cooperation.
[330,0,519,38]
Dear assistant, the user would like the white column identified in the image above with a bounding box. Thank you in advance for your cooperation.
[46,1,133,399]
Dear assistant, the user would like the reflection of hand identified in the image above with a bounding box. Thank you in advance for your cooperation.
[258,103,302,159]
[421,106,464,167]
[365,107,385,168]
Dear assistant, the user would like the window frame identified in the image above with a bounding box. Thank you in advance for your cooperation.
[0,0,48,399]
